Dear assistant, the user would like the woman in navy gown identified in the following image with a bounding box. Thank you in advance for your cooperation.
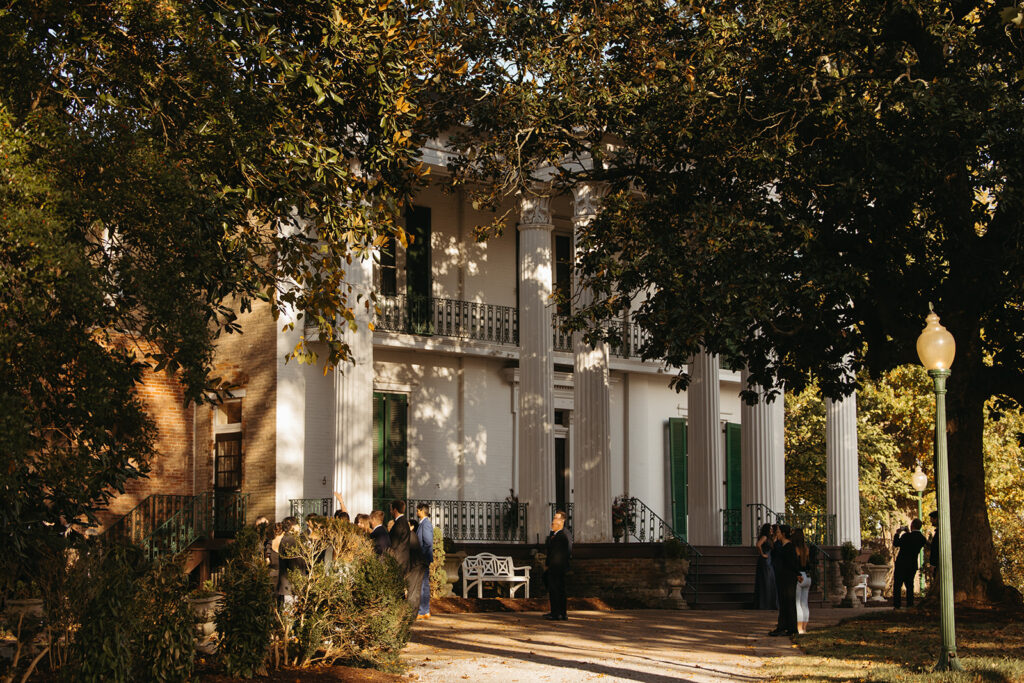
[752,523,778,609]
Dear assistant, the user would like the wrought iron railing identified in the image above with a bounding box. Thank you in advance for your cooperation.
[289,497,334,521]
[747,503,836,547]
[106,494,201,548]
[722,508,742,546]
[547,502,575,537]
[105,493,219,559]
[375,294,519,345]
[809,543,837,604]
[411,499,528,543]
[552,315,573,352]
[214,491,249,538]
[620,497,702,604]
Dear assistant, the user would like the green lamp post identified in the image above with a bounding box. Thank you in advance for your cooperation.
[916,307,963,672]
[911,465,928,594]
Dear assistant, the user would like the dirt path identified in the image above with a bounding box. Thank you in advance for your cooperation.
[403,607,871,682]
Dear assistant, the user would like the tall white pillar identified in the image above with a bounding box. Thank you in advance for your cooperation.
[687,349,724,545]
[826,394,861,547]
[740,370,786,544]
[517,194,556,543]
[334,255,374,516]
[571,184,612,543]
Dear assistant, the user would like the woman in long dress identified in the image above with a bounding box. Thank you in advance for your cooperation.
[752,523,778,609]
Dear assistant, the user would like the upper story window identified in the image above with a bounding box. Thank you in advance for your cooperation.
[215,397,243,491]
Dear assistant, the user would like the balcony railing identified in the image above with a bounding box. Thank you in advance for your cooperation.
[376,294,519,345]
[290,497,334,522]
[411,499,528,543]
[552,315,650,359]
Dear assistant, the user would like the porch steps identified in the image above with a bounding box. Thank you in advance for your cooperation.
[689,545,833,610]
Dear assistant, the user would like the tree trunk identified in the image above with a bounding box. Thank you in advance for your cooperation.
[945,368,1005,603]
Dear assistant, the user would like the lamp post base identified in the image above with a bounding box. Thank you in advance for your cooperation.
[935,650,963,672]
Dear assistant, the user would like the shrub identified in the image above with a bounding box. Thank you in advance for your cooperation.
[429,525,446,598]
[217,528,276,678]
[278,518,413,672]
[71,544,193,683]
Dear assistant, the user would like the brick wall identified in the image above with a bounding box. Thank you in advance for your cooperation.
[98,298,279,530]
[97,343,195,529]
[200,297,278,524]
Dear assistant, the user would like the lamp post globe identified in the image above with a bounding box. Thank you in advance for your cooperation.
[916,306,962,672]
[911,466,927,493]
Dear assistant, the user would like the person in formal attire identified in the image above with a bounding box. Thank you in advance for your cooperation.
[354,513,371,534]
[927,510,940,595]
[369,510,391,555]
[769,524,799,636]
[414,503,434,620]
[792,528,812,634]
[389,499,425,613]
[276,517,307,605]
[892,518,928,608]
[752,523,778,610]
[543,510,572,621]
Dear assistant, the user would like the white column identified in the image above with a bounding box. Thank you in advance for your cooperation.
[687,349,724,545]
[571,183,612,543]
[334,255,374,516]
[826,394,861,547]
[517,194,556,543]
[740,370,786,544]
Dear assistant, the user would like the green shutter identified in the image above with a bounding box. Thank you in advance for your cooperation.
[373,393,409,511]
[725,422,742,510]
[669,418,688,540]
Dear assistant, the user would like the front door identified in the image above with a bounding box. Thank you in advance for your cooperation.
[373,392,409,511]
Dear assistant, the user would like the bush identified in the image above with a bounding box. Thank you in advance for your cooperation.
[217,528,276,678]
[429,525,446,598]
[279,518,413,672]
[72,544,194,683]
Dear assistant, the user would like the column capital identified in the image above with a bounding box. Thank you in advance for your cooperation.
[571,182,608,222]
[519,194,553,229]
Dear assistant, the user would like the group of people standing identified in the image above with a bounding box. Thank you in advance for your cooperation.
[260,496,435,620]
[752,523,816,636]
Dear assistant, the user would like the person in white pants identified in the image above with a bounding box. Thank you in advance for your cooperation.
[792,528,812,634]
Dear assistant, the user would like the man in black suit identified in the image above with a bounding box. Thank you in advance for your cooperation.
[893,518,928,608]
[543,510,572,621]
[768,524,799,636]
[369,510,391,556]
[388,499,425,612]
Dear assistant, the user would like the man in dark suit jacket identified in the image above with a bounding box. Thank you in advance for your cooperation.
[389,499,425,613]
[768,524,799,636]
[543,510,572,621]
[369,510,391,556]
[893,518,928,608]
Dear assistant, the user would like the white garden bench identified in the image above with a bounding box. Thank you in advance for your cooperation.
[461,552,531,598]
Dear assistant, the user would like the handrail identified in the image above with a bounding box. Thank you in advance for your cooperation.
[411,499,528,543]
[624,497,702,605]
[105,494,198,548]
[809,542,837,604]
[104,492,236,559]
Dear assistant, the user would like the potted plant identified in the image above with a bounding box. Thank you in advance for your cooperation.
[836,542,860,607]
[864,551,890,603]
[611,495,635,542]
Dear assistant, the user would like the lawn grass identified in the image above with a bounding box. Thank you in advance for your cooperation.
[767,607,1024,682]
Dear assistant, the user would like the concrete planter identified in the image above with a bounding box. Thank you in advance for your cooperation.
[188,593,224,637]
[661,558,690,609]
[443,551,467,598]
[865,564,889,603]
[5,598,44,626]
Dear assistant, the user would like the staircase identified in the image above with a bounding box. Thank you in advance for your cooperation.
[691,546,759,609]
[104,492,248,560]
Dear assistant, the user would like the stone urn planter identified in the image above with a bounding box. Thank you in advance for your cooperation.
[837,563,860,608]
[444,551,467,598]
[188,593,224,637]
[865,564,889,603]
[661,558,690,609]
[5,598,45,627]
